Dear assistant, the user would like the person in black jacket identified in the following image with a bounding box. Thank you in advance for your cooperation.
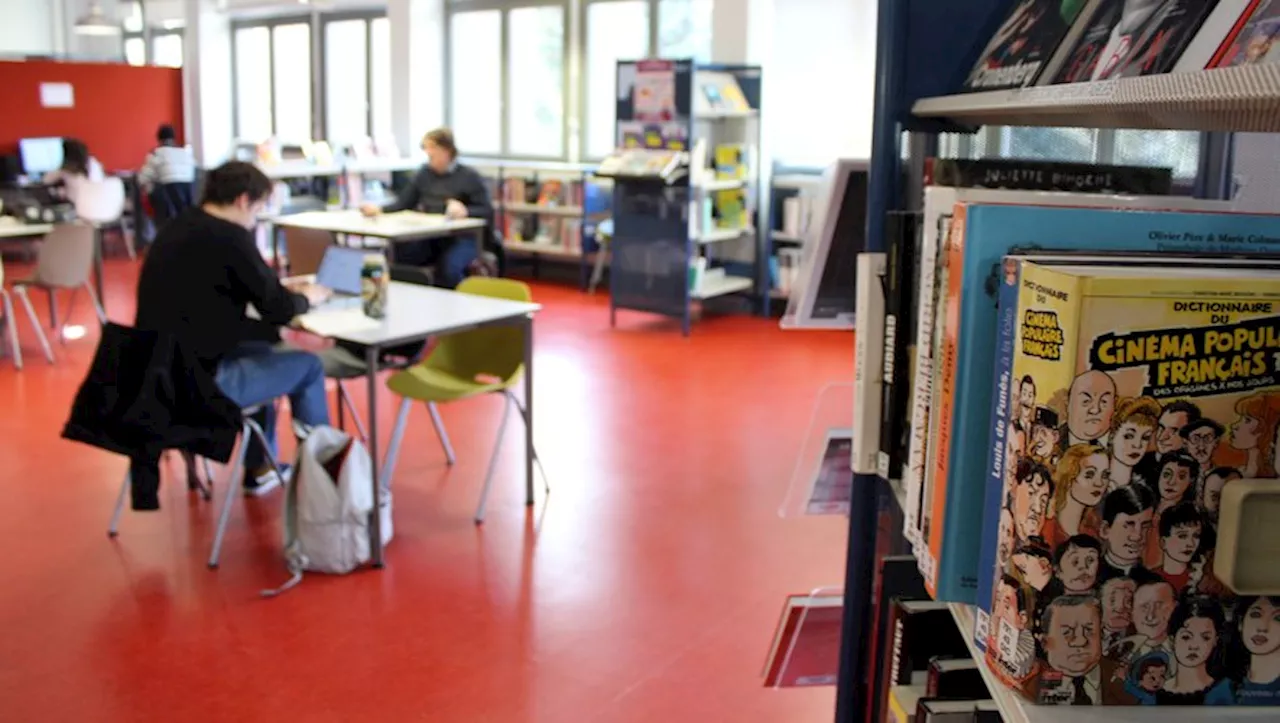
[358,127,495,288]
[136,161,332,495]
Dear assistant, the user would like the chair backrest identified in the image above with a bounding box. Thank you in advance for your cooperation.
[74,177,126,224]
[424,277,532,387]
[283,227,336,276]
[35,223,97,288]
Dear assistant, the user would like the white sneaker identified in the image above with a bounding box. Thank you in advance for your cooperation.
[245,464,292,497]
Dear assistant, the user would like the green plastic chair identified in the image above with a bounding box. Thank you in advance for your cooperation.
[380,277,548,523]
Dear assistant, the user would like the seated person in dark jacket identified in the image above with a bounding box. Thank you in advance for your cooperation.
[135,161,332,495]
[358,127,494,288]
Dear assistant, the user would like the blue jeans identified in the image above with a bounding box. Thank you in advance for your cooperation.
[396,236,478,289]
[215,342,330,469]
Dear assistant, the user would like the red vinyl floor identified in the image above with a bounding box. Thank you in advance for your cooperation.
[0,258,851,722]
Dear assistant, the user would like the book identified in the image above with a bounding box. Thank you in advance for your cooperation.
[916,195,1232,603]
[807,429,854,515]
[913,698,988,723]
[887,684,927,723]
[879,212,921,487]
[1211,0,1280,65]
[1173,0,1256,70]
[762,593,843,687]
[924,158,1174,195]
[856,252,888,474]
[713,143,748,180]
[962,0,1091,91]
[888,601,970,696]
[1052,0,1219,83]
[926,658,986,699]
[985,259,1280,706]
[867,556,929,723]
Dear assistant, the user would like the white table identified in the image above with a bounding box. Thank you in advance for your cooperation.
[270,210,487,269]
[296,282,541,567]
[0,222,54,239]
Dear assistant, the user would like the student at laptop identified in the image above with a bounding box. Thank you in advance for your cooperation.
[358,127,495,288]
[136,161,333,494]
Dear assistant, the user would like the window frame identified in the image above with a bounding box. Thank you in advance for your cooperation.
[230,14,317,142]
[577,0,708,161]
[445,0,572,161]
[121,28,185,67]
[317,10,386,147]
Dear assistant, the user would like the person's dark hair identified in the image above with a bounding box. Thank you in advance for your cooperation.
[1021,374,1035,388]
[1054,534,1101,566]
[1014,535,1053,561]
[1180,417,1225,440]
[998,573,1028,612]
[1131,650,1171,680]
[1159,501,1204,539]
[1034,406,1059,429]
[1206,466,1243,482]
[1101,483,1154,525]
[424,127,458,159]
[200,161,273,206]
[1168,596,1227,676]
[1162,400,1202,424]
[1015,457,1053,491]
[61,138,90,176]
[157,124,177,144]
[1160,451,1200,496]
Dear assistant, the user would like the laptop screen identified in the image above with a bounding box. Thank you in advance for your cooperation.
[315,247,365,296]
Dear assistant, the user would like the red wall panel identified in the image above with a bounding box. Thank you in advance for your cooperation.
[0,60,184,174]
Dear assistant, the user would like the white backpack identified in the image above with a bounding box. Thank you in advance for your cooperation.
[262,426,392,596]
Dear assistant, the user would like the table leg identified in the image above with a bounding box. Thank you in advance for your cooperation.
[523,314,534,505]
[271,224,282,274]
[93,227,106,316]
[365,344,385,568]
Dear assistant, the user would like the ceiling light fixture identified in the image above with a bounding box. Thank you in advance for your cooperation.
[74,1,123,36]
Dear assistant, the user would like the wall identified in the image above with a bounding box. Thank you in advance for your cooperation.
[0,0,57,56]
[0,60,184,171]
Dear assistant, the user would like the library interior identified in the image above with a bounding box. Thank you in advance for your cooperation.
[4,0,1280,721]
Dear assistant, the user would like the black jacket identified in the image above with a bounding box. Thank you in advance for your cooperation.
[62,323,242,511]
[385,162,496,251]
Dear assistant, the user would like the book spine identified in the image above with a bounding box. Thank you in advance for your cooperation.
[878,214,918,484]
[925,205,967,600]
[904,205,947,552]
[853,253,887,474]
[973,257,1022,653]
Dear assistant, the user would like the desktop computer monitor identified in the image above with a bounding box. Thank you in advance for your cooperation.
[19,137,64,179]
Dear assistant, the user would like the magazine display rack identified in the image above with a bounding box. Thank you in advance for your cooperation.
[778,383,857,519]
[606,59,765,336]
[834,1,1280,722]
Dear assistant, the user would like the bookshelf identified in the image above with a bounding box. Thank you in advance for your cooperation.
[606,59,765,335]
[835,1,1280,722]
[767,172,823,304]
[490,161,611,290]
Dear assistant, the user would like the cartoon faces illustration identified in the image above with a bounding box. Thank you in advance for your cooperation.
[1199,467,1242,525]
[1006,422,1027,491]
[1099,485,1154,578]
[1031,407,1061,463]
[1131,575,1176,646]
[1101,576,1137,640]
[1180,418,1224,478]
[1126,651,1171,705]
[1055,534,1101,594]
[1040,595,1104,695]
[1066,370,1116,445]
[1155,401,1201,456]
[1012,536,1054,592]
[1018,374,1037,431]
[1155,502,1203,591]
[1228,392,1280,478]
[997,506,1017,571]
[1012,458,1053,543]
[1160,597,1233,704]
[1046,444,1108,547]
[1109,396,1161,489]
[1237,596,1280,703]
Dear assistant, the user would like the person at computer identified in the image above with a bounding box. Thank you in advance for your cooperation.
[139,124,198,231]
[136,161,332,495]
[44,138,104,203]
[358,127,495,288]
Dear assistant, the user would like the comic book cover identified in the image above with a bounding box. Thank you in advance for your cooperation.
[963,0,1090,90]
[1212,0,1280,66]
[989,260,1280,706]
[1053,0,1219,83]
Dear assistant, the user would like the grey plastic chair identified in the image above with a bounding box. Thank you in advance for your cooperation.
[107,405,286,569]
[10,222,106,364]
[0,258,21,369]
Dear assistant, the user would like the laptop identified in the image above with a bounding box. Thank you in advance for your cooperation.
[304,246,365,312]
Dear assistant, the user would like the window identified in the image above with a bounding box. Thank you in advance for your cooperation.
[272,24,314,142]
[657,0,712,62]
[233,20,315,143]
[370,18,393,142]
[584,1,649,159]
[152,33,183,68]
[999,128,1098,163]
[124,37,145,66]
[324,19,370,146]
[448,10,504,155]
[507,6,565,156]
[234,26,273,142]
[941,127,1202,184]
[1114,129,1201,180]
